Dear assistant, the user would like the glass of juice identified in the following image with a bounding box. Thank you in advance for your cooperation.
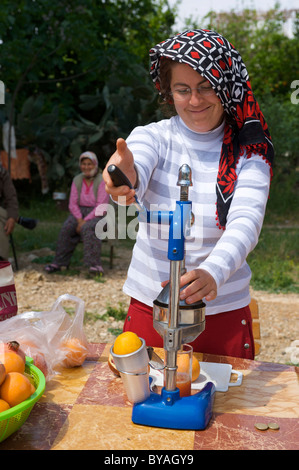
[176,344,193,397]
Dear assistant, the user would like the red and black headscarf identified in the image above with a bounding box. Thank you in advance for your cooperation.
[149,29,274,229]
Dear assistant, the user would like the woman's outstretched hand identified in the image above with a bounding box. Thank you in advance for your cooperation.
[103,138,137,205]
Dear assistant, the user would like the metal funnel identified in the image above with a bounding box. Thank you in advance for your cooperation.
[153,280,206,345]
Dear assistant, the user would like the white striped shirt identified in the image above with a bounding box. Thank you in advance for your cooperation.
[122,115,271,315]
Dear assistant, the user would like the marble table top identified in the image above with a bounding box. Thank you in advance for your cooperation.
[1,343,298,450]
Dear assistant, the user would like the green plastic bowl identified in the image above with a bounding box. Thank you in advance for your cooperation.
[0,357,46,443]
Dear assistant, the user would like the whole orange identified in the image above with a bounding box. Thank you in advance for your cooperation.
[113,332,142,355]
[61,338,88,368]
[0,398,10,412]
[176,354,190,374]
[0,351,25,374]
[177,355,200,382]
[191,356,200,382]
[0,372,32,407]
[0,363,6,386]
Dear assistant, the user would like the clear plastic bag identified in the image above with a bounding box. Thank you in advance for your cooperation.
[0,294,89,381]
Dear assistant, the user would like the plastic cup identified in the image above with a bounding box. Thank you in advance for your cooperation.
[176,344,193,397]
[110,337,150,404]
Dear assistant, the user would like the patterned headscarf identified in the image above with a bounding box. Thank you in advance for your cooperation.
[149,29,274,229]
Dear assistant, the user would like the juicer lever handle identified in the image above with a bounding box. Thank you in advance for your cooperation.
[107,164,148,219]
[107,164,133,189]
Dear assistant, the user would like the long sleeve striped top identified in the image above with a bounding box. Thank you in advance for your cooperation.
[122,115,271,316]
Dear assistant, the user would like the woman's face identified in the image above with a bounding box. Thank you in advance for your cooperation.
[80,158,96,178]
[169,63,224,132]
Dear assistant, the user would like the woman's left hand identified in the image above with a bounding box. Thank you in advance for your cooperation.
[161,268,217,303]
[76,219,86,234]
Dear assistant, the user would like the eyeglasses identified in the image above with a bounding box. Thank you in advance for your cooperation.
[169,85,215,101]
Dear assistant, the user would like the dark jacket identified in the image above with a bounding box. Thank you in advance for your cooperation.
[0,166,19,220]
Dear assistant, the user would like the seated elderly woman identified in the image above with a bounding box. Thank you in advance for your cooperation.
[45,151,109,275]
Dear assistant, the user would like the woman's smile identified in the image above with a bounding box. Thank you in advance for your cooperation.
[170,63,224,132]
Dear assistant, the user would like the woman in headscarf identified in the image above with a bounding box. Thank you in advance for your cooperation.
[103,29,274,358]
[45,151,109,275]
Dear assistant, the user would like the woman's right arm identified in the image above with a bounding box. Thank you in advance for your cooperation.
[68,182,82,219]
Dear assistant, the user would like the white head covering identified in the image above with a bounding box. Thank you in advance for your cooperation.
[79,151,98,177]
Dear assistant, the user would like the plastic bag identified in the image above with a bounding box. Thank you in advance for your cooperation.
[49,294,89,368]
[0,294,89,381]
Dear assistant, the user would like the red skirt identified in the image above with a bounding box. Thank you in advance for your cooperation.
[123,297,255,359]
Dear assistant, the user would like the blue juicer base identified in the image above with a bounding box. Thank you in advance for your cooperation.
[132,382,215,430]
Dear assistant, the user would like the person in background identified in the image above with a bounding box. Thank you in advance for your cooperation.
[0,166,19,261]
[103,29,274,359]
[45,151,109,275]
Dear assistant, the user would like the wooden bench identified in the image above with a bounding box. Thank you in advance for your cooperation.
[249,297,261,356]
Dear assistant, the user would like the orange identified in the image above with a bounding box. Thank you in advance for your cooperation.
[61,338,88,368]
[177,354,200,382]
[0,351,25,374]
[191,356,200,382]
[177,353,190,374]
[0,372,32,407]
[0,363,6,386]
[113,332,142,355]
[0,398,10,412]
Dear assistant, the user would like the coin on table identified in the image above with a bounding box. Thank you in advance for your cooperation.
[268,422,280,430]
[254,423,268,431]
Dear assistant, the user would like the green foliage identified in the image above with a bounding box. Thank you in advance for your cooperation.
[0,0,174,101]
[259,94,299,172]
[201,8,299,99]
[1,1,298,222]
[265,170,299,224]
[61,65,162,171]
[248,227,299,293]
[186,7,299,186]
[0,0,174,185]
[102,303,128,321]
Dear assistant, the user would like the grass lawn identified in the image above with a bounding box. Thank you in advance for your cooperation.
[11,185,299,295]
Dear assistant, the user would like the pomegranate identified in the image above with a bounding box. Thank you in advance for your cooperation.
[32,352,48,377]
[1,341,26,363]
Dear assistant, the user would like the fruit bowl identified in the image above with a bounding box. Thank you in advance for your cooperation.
[0,357,46,443]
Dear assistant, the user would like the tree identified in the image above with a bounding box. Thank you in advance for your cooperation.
[0,0,175,181]
[184,7,299,171]
[195,7,299,99]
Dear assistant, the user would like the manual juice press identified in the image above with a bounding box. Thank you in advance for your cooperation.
[108,164,215,430]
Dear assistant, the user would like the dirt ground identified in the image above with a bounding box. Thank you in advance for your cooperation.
[12,247,299,366]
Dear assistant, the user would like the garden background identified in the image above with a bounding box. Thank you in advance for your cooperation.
[0,1,298,363]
